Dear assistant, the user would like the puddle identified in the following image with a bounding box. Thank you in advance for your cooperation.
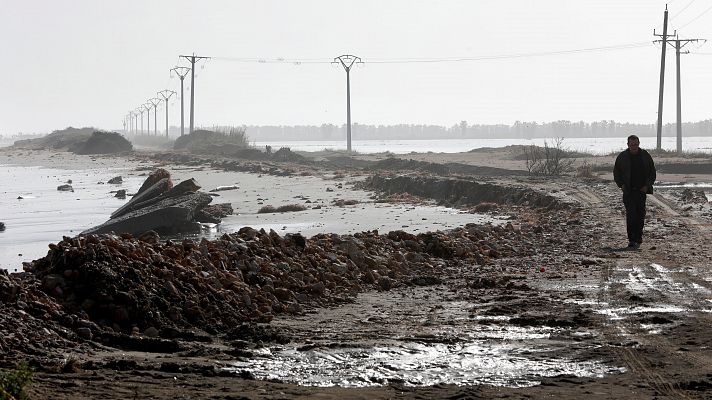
[227,294,621,388]
[656,182,712,201]
[227,338,620,388]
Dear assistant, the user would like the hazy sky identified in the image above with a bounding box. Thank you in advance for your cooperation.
[1,0,710,135]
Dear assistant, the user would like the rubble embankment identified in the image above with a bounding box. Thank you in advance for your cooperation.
[363,175,569,209]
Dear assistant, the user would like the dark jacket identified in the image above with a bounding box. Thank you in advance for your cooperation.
[613,148,656,194]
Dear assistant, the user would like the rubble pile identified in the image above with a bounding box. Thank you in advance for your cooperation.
[22,222,535,339]
[363,175,569,209]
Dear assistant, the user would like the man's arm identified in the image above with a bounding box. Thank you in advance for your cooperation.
[613,154,624,188]
[646,152,657,188]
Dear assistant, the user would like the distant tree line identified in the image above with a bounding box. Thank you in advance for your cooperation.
[243,119,712,141]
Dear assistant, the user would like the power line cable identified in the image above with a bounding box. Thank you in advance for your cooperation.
[671,0,697,20]
[676,3,712,29]
[365,42,652,64]
[212,41,652,66]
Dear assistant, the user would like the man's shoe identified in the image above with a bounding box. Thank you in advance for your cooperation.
[633,242,640,250]
[627,242,638,249]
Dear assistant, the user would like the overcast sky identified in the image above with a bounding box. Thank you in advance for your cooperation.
[1,0,710,135]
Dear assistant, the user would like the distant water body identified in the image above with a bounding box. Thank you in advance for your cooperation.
[255,136,712,155]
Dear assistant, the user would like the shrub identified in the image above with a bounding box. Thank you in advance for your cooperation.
[0,362,34,400]
[523,138,575,176]
[576,161,596,179]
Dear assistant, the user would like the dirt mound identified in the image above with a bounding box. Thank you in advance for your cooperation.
[74,131,132,155]
[323,156,524,177]
[174,130,253,155]
[271,147,307,163]
[363,175,567,209]
[11,127,95,151]
[372,158,450,175]
[10,128,132,154]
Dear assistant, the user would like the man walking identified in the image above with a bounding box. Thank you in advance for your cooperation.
[613,135,656,249]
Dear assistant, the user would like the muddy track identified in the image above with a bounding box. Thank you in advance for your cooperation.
[572,181,712,398]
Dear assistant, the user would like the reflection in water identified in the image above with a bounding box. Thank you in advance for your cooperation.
[228,325,623,388]
[229,340,620,388]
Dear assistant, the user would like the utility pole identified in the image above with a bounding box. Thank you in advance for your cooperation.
[131,111,136,135]
[158,90,176,137]
[333,54,362,152]
[655,36,705,154]
[144,104,153,136]
[179,54,210,134]
[148,98,161,135]
[138,107,145,135]
[171,66,191,136]
[653,6,672,151]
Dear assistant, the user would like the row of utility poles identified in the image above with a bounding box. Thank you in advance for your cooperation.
[654,5,705,153]
[123,53,361,151]
[124,53,209,137]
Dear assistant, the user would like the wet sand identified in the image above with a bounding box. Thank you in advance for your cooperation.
[2,146,712,399]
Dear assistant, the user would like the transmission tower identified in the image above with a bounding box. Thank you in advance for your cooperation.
[158,90,177,137]
[179,54,210,134]
[333,54,362,152]
[171,66,191,136]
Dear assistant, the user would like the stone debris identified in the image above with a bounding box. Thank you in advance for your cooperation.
[108,176,123,184]
[57,184,74,192]
[5,221,532,346]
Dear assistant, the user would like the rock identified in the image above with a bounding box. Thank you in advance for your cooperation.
[143,327,160,337]
[138,230,160,244]
[108,176,123,184]
[0,222,4,231]
[57,184,74,192]
[76,327,93,340]
[83,171,215,236]
[195,203,234,223]
[115,189,127,199]
[135,169,172,196]
[110,177,172,219]
[82,191,211,236]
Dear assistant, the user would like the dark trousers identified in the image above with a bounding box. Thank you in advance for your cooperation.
[623,190,647,244]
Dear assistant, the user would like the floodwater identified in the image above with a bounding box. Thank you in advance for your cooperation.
[227,289,623,388]
[0,163,502,272]
[0,164,142,272]
[656,181,712,201]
